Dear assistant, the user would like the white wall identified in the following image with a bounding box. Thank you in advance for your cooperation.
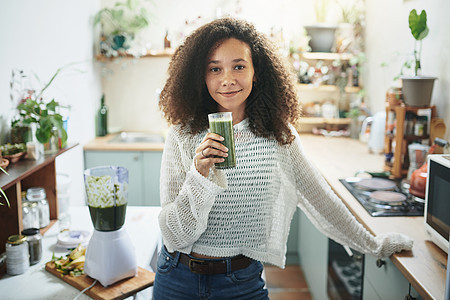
[0,0,102,206]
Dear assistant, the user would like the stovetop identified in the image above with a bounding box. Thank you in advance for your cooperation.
[339,178,424,217]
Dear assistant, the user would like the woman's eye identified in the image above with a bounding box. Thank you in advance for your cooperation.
[210,67,220,72]
[235,65,245,70]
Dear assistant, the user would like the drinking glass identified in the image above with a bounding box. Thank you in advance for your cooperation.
[208,112,236,169]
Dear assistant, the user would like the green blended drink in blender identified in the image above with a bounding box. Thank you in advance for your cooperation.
[208,112,236,169]
[84,166,129,231]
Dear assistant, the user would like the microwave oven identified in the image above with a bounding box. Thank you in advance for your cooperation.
[424,154,450,253]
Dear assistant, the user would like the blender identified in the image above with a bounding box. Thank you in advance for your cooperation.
[83,166,137,287]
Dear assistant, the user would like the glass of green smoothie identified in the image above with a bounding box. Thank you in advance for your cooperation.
[208,112,236,169]
[84,166,129,231]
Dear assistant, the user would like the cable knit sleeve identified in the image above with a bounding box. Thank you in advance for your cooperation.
[158,126,227,254]
[289,126,413,258]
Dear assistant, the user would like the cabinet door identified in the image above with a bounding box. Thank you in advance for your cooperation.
[298,210,328,300]
[142,151,163,206]
[84,151,144,206]
[363,255,423,300]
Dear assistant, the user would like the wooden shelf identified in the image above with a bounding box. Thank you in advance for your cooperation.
[300,52,353,61]
[95,49,174,62]
[297,83,360,93]
[0,144,78,256]
[384,103,436,179]
[298,117,351,125]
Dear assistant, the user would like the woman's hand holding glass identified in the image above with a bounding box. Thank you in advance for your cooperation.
[195,133,228,177]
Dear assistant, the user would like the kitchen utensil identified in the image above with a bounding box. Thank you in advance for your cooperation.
[355,178,397,191]
[83,166,137,287]
[368,111,386,154]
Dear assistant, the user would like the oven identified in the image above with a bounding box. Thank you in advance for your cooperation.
[327,239,365,300]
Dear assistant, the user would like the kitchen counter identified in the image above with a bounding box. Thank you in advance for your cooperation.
[83,133,165,151]
[298,134,447,300]
[0,205,162,300]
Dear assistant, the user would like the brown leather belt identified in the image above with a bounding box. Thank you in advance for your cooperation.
[173,252,253,275]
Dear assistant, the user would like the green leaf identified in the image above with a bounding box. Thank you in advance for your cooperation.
[409,9,429,41]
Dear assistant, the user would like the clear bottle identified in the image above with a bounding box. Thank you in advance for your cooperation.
[96,94,108,137]
[21,228,42,265]
[6,234,29,275]
[26,187,50,228]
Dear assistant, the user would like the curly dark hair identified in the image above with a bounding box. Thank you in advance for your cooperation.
[159,17,300,145]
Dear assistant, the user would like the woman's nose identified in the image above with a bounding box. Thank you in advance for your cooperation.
[221,70,235,86]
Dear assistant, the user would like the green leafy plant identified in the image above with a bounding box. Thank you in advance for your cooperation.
[0,166,10,207]
[408,9,429,76]
[94,0,153,54]
[10,64,78,147]
[94,0,152,36]
[13,99,68,146]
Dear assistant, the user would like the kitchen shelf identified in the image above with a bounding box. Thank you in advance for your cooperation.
[0,144,77,257]
[300,52,353,61]
[383,104,436,178]
[298,117,350,125]
[95,49,174,62]
[297,83,360,94]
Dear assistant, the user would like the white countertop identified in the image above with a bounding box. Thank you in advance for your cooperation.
[0,205,162,300]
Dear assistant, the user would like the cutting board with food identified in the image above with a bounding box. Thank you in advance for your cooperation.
[45,245,155,300]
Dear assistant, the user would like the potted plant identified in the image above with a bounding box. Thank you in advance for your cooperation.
[401,9,437,107]
[10,66,71,153]
[304,0,338,52]
[94,0,153,57]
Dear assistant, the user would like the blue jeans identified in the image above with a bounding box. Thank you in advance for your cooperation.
[153,246,269,300]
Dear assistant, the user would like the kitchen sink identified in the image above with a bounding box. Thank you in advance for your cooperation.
[108,132,165,144]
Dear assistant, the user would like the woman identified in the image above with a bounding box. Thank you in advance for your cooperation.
[153,17,413,299]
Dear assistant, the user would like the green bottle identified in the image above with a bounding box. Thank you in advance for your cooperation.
[96,94,108,137]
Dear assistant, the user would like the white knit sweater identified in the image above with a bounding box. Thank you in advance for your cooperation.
[158,119,413,268]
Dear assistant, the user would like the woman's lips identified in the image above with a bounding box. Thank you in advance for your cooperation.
[218,89,242,97]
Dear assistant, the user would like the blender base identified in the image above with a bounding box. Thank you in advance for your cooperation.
[85,227,137,287]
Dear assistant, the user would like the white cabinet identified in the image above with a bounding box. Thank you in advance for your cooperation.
[363,255,423,300]
[297,210,328,300]
[84,150,162,206]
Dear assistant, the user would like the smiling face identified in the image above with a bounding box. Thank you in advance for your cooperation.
[205,38,255,124]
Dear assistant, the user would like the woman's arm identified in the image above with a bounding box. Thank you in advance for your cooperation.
[158,126,227,253]
[289,126,412,258]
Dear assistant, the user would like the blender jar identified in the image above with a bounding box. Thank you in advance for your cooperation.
[84,166,129,231]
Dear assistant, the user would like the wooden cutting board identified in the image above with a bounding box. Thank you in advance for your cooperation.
[45,261,155,300]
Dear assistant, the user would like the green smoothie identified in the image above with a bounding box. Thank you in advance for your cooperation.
[209,113,236,169]
[88,204,127,231]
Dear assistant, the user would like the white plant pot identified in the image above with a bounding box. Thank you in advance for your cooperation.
[304,24,337,52]
[401,76,437,107]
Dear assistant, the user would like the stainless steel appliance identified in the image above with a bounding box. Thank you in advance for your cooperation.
[339,177,424,217]
[327,239,364,300]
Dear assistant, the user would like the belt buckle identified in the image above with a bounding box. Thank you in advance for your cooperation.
[188,258,209,274]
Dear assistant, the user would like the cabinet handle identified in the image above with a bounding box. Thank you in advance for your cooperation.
[376,259,386,268]
[133,155,140,161]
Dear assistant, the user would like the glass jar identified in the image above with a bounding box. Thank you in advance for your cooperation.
[6,234,29,275]
[26,187,50,228]
[22,201,40,229]
[21,228,42,265]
